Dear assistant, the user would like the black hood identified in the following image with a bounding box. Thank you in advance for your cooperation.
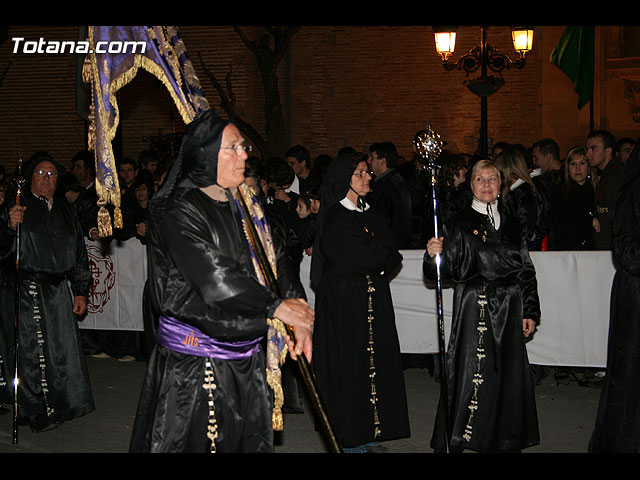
[149,109,230,224]
[176,109,230,189]
[310,152,368,286]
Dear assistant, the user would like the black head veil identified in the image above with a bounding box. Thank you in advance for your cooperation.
[310,152,367,286]
[149,109,230,225]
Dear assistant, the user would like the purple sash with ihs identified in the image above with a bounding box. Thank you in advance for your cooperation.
[157,315,263,360]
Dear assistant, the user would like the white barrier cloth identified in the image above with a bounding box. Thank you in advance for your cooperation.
[79,239,147,332]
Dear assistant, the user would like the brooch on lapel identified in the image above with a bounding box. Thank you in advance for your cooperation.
[473,228,488,243]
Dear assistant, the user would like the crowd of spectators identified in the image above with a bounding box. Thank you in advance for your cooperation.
[0,130,633,288]
[0,128,634,391]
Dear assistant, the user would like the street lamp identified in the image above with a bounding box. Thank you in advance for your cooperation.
[433,26,534,157]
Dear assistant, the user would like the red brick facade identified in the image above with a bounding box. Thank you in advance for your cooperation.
[0,26,634,176]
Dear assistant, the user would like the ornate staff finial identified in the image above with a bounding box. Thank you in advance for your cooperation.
[413,124,445,166]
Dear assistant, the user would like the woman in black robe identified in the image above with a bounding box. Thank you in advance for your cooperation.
[311,152,410,453]
[589,138,640,452]
[425,159,540,453]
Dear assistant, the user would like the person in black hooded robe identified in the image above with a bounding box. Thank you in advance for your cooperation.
[310,152,410,453]
[589,138,640,453]
[128,110,313,453]
[424,159,540,453]
[0,153,94,432]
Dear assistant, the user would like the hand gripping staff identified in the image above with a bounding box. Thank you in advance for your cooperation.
[11,157,26,445]
[236,185,343,454]
[414,126,451,452]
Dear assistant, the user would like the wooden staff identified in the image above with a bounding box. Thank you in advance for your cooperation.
[236,186,342,454]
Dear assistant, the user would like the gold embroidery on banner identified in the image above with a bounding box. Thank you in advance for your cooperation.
[236,184,287,431]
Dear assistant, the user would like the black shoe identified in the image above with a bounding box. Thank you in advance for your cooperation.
[29,414,57,433]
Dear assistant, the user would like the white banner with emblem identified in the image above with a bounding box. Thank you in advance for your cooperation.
[78,238,147,331]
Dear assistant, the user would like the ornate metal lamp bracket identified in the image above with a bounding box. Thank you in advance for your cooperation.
[442,44,526,76]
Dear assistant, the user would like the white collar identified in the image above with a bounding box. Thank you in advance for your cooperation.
[31,191,54,211]
[285,175,300,194]
[340,196,369,212]
[529,168,542,178]
[472,197,500,230]
[510,178,525,191]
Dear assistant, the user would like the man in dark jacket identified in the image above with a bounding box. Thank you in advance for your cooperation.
[71,150,100,241]
[367,142,412,250]
[587,130,628,250]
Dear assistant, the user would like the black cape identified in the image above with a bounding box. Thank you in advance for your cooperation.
[423,205,540,452]
[589,139,640,452]
[0,192,94,421]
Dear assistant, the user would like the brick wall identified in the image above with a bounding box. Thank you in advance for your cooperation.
[0,25,543,176]
[0,26,85,174]
[284,26,540,160]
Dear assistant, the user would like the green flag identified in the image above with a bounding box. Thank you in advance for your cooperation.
[549,26,595,109]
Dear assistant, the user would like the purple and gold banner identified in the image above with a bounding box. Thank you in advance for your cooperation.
[84,26,210,236]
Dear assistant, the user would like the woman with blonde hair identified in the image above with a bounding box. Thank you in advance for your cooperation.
[555,146,596,251]
[424,159,541,453]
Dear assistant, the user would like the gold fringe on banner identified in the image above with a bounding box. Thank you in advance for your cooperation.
[266,317,289,431]
[85,26,210,237]
[97,198,113,237]
[236,184,289,431]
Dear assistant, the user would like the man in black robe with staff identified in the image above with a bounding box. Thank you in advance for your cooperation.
[129,110,315,453]
[0,153,94,434]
